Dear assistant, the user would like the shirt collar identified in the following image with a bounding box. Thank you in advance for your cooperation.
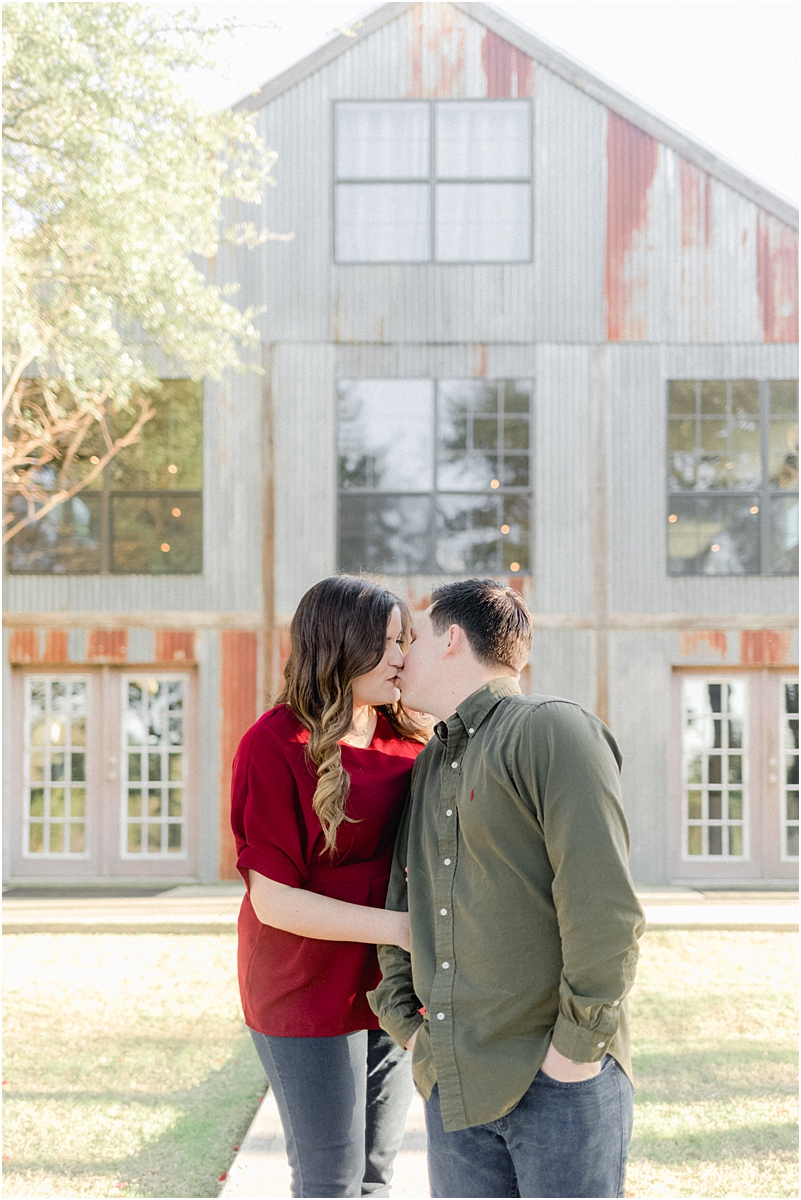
[434,677,522,744]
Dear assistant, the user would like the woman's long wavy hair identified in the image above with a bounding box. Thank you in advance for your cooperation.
[277,575,429,855]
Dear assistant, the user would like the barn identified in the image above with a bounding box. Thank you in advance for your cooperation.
[3,1,798,888]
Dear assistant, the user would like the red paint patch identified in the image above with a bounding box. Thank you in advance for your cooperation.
[42,629,69,664]
[469,789,475,802]
[473,344,488,377]
[87,629,127,662]
[757,214,798,343]
[155,630,195,663]
[219,630,258,879]
[481,30,534,98]
[739,630,792,666]
[8,629,39,664]
[604,113,659,341]
[407,2,467,97]
[678,631,727,659]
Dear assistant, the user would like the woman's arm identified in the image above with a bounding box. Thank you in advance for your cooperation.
[248,869,411,950]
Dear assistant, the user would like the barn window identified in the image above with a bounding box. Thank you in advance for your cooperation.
[666,380,798,575]
[334,101,532,263]
[682,678,747,860]
[6,380,203,575]
[337,378,532,574]
[122,675,187,858]
[782,680,799,861]
[24,677,90,858]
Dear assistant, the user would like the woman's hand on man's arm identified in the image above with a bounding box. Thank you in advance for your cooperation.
[248,869,411,950]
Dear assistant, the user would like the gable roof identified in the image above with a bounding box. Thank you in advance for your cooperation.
[234,1,797,229]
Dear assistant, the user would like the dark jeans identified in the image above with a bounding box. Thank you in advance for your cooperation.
[248,1027,415,1198]
[425,1056,634,1199]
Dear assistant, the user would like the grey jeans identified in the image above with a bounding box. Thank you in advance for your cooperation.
[249,1027,415,1198]
[425,1055,634,1198]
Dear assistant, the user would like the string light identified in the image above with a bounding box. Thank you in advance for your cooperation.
[490,478,500,489]
[160,543,170,552]
[668,514,678,523]
[172,508,181,517]
[711,544,720,552]
[750,506,759,514]
[167,464,178,474]
[501,524,510,535]
[510,562,520,572]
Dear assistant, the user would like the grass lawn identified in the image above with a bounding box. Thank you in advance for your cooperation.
[2,929,798,1198]
[626,931,798,1199]
[2,934,266,1198]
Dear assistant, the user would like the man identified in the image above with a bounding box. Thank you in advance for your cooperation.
[368,579,645,1199]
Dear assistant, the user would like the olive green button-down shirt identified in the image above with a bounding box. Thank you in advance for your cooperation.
[367,678,645,1134]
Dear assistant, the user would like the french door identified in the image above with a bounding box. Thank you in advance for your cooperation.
[8,667,198,881]
[671,670,799,883]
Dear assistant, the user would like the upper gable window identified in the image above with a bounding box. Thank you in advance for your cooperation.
[334,101,532,264]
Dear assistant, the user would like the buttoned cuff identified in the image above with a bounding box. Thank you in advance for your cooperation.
[550,1011,619,1064]
[366,991,424,1050]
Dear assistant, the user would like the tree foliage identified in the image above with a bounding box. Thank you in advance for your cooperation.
[2,2,281,542]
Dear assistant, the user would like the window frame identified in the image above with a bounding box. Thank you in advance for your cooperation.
[119,672,191,862]
[665,378,799,577]
[336,376,533,577]
[332,99,534,265]
[22,673,93,861]
[780,675,800,862]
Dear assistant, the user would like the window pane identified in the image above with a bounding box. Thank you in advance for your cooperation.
[336,102,429,179]
[437,495,501,572]
[435,101,530,179]
[111,494,202,574]
[669,381,697,415]
[700,381,728,415]
[338,494,433,574]
[769,497,799,574]
[6,494,102,575]
[768,419,799,488]
[667,496,760,575]
[111,381,203,491]
[435,184,531,262]
[730,381,759,415]
[338,381,434,491]
[336,183,429,262]
[438,381,502,490]
[770,380,798,415]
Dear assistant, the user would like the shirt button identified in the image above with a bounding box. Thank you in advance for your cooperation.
[444,858,451,865]
[445,808,453,816]
[440,908,447,915]
[613,1000,620,1007]
[437,1012,445,1020]
[451,762,458,769]
[442,962,450,969]
[597,1042,605,1048]
[468,728,475,735]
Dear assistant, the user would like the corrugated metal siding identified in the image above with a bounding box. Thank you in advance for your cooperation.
[607,342,799,615]
[272,343,337,620]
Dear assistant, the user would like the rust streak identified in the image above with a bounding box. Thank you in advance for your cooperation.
[408,2,423,97]
[8,629,39,664]
[604,113,659,341]
[740,630,793,665]
[87,629,127,662]
[219,630,259,880]
[679,630,727,658]
[155,630,195,663]
[43,630,69,664]
[473,344,489,377]
[481,30,534,98]
[757,213,799,343]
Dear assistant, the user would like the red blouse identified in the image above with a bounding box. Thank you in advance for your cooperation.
[231,703,423,1037]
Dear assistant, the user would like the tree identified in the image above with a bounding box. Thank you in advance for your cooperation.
[2,2,285,543]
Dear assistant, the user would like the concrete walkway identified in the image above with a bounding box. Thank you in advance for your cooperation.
[3,884,797,933]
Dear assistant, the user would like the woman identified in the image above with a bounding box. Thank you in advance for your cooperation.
[231,575,428,1198]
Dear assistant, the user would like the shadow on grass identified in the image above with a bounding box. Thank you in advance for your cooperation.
[632,1043,797,1103]
[3,1053,268,1199]
[630,1119,798,1166]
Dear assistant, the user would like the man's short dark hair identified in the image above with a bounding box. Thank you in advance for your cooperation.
[429,579,533,672]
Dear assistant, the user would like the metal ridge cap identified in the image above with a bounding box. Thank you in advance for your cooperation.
[456,2,799,231]
[231,2,415,115]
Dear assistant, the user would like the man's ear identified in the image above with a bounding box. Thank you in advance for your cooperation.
[442,624,463,658]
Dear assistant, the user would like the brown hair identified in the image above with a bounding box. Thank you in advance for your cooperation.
[430,579,533,672]
[278,575,428,854]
